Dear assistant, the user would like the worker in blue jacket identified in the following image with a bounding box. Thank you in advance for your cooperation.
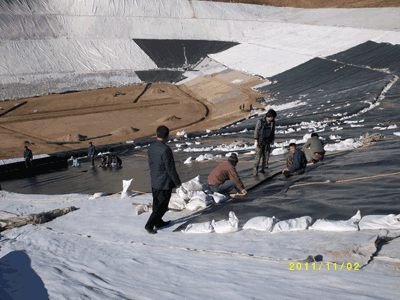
[282,143,307,178]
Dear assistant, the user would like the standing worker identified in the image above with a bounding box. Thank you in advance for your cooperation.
[145,125,182,234]
[88,142,96,167]
[253,109,277,176]
[23,146,33,169]
[303,133,325,164]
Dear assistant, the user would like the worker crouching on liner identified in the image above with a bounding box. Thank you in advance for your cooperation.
[208,153,247,197]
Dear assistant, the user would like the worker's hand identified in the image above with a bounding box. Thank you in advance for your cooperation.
[254,141,258,149]
[241,189,247,196]
[282,168,289,173]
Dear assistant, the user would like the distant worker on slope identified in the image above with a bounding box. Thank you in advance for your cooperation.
[208,153,247,196]
[88,142,96,167]
[282,143,307,178]
[303,133,325,164]
[146,125,182,234]
[23,146,34,169]
[253,109,277,176]
[111,154,122,167]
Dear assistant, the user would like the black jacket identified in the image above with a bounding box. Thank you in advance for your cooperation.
[254,118,275,145]
[148,140,181,190]
[23,149,33,161]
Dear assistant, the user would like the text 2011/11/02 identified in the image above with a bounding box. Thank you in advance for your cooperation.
[289,262,360,271]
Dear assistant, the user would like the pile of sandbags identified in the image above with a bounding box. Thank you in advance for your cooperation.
[169,176,229,211]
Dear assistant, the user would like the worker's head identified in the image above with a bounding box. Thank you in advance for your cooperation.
[228,153,239,166]
[157,125,170,141]
[265,109,277,121]
[24,146,28,150]
[89,142,93,145]
[289,143,297,154]
[311,133,319,138]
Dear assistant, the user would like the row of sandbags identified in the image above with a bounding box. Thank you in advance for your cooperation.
[182,210,400,234]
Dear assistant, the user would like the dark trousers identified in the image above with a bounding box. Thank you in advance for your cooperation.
[145,188,172,229]
[90,155,95,166]
[253,142,271,173]
[209,180,240,195]
[303,148,324,163]
[25,159,33,169]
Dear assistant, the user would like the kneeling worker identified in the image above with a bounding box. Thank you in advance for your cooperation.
[303,133,325,164]
[208,153,247,196]
[282,143,307,178]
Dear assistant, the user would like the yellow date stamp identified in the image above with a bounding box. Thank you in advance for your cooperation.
[289,262,360,271]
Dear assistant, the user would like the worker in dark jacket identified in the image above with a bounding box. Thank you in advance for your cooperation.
[88,142,96,167]
[111,154,122,167]
[303,133,325,163]
[145,125,182,234]
[282,143,307,178]
[23,146,33,168]
[253,109,277,176]
[208,153,247,196]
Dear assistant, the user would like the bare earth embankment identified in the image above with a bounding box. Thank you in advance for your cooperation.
[0,71,266,160]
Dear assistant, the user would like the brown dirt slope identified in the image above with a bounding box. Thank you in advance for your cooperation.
[202,0,400,8]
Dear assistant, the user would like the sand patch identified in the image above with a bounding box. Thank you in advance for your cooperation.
[58,134,87,142]
[158,115,182,122]
[110,126,140,136]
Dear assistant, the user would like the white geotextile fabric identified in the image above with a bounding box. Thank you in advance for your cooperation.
[243,216,276,232]
[271,216,313,233]
[310,211,361,232]
[359,214,400,231]
[1,0,400,101]
[212,212,239,234]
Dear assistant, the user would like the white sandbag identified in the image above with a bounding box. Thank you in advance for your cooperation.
[212,211,239,234]
[89,192,107,200]
[181,175,206,192]
[310,210,361,232]
[359,214,400,230]
[176,186,190,201]
[271,216,312,233]
[121,179,133,199]
[186,198,209,211]
[243,216,276,232]
[190,191,211,201]
[182,221,213,234]
[135,203,152,216]
[212,192,229,203]
[184,157,192,164]
[168,194,186,210]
